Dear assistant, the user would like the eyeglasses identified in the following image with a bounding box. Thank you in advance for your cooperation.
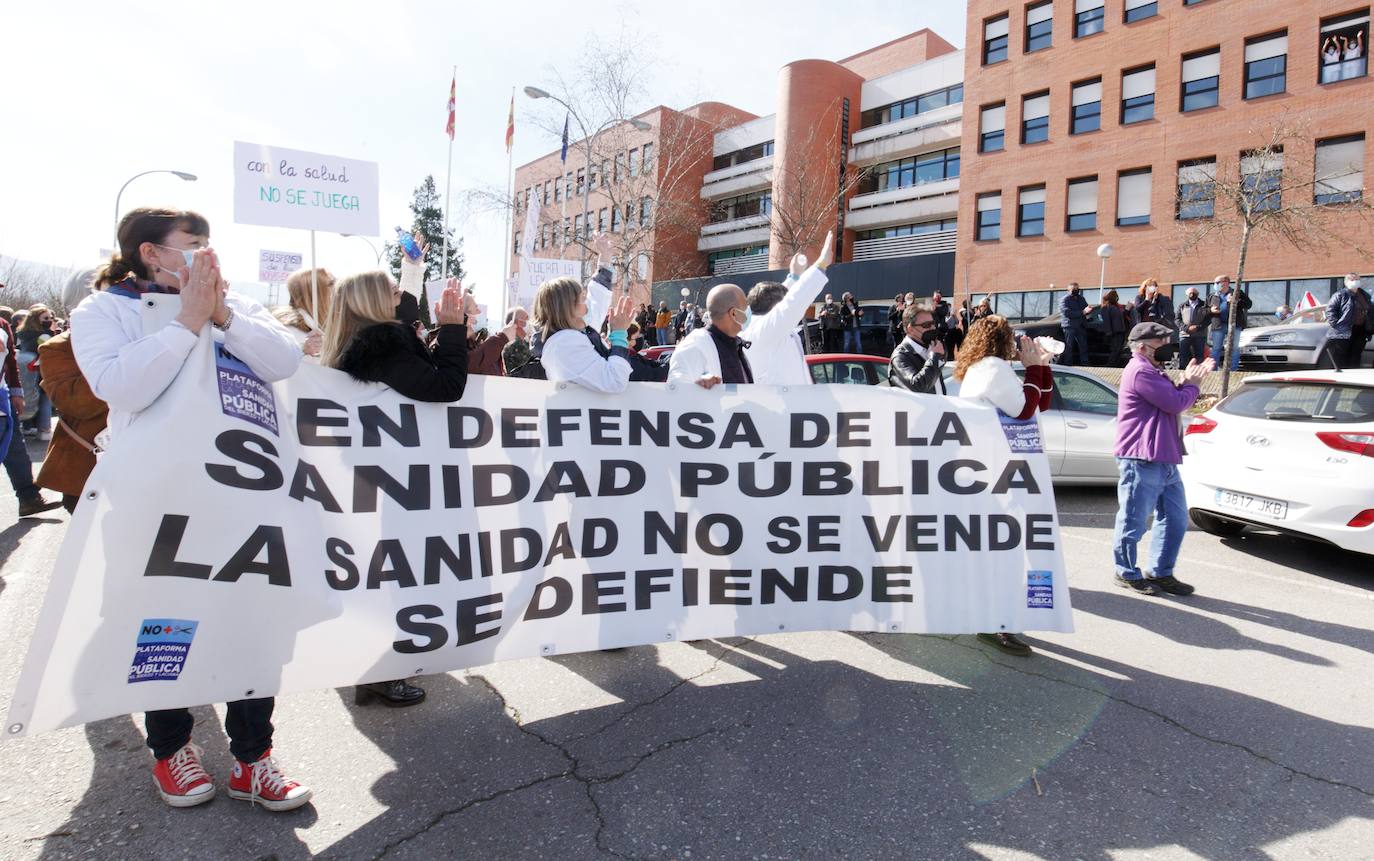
[913,321,936,330]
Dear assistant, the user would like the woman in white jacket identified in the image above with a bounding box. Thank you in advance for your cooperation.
[71,207,309,812]
[953,315,1054,657]
[534,273,636,393]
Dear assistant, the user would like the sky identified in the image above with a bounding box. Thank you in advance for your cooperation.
[0,0,966,311]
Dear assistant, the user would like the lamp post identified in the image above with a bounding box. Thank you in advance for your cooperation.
[523,86,653,279]
[1096,243,1114,301]
[114,170,197,245]
[341,233,383,265]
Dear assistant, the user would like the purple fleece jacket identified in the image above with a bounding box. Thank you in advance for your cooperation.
[1114,354,1201,464]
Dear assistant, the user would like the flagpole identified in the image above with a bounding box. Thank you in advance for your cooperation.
[501,86,515,324]
[441,64,456,286]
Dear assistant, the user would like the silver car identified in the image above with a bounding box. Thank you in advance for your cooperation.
[1238,311,1374,369]
[943,365,1119,485]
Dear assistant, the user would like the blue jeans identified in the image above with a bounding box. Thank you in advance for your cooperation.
[1113,458,1189,580]
[843,329,862,353]
[1210,328,1240,371]
[1,414,41,502]
[656,327,671,345]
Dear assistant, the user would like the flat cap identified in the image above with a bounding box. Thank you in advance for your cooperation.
[1129,321,1174,342]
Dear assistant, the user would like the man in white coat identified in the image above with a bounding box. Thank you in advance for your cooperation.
[741,231,834,385]
[667,283,753,389]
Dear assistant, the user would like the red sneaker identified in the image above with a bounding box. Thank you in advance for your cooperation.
[151,743,215,808]
[227,750,312,812]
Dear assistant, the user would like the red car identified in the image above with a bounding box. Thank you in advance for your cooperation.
[805,353,891,385]
[641,345,674,362]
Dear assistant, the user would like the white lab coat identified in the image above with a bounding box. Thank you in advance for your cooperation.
[540,328,630,393]
[71,289,302,442]
[666,327,722,386]
[741,265,828,385]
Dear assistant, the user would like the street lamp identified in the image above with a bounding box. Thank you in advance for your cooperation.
[523,86,654,277]
[341,233,383,265]
[1096,243,1114,297]
[114,170,197,245]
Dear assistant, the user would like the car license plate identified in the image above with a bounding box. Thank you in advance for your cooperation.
[1214,488,1288,520]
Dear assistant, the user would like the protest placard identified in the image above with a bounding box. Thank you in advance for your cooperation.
[233,141,379,236]
[259,250,304,284]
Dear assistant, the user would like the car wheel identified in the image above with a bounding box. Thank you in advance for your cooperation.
[1190,509,1247,537]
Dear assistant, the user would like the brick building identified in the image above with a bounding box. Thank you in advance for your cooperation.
[957,0,1373,320]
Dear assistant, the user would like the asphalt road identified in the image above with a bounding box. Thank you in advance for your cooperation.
[1,437,1371,861]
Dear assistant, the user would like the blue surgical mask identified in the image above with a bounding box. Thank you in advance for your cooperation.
[736,306,753,328]
[158,245,196,284]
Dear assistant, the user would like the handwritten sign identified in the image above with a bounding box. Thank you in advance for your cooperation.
[513,258,581,310]
[233,141,379,235]
[259,250,303,284]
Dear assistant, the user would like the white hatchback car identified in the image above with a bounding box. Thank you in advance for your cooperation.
[1181,370,1374,556]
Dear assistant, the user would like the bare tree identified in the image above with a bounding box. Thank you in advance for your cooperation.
[767,101,871,262]
[1172,112,1374,395]
[0,256,74,313]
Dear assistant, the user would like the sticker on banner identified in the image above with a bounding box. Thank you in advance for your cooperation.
[1027,570,1054,609]
[215,345,279,435]
[1000,415,1043,454]
[129,619,199,683]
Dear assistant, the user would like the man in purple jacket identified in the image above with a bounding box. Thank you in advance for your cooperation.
[1113,322,1214,596]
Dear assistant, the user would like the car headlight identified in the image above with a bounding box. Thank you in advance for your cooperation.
[1268,332,1302,344]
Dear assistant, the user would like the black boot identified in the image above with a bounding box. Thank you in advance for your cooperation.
[354,678,426,707]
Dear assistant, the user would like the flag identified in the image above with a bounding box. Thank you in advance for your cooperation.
[445,73,456,140]
[560,113,569,164]
[1294,290,1321,317]
[520,183,541,258]
[505,92,515,153]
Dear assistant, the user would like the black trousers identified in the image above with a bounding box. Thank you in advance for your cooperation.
[145,698,274,762]
[1346,325,1369,368]
[822,328,843,353]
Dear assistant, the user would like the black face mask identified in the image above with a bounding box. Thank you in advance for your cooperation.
[920,328,941,348]
[1152,344,1177,363]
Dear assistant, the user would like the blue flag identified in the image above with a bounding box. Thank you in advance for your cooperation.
[560,113,569,163]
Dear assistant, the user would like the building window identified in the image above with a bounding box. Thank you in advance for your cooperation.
[856,219,957,241]
[640,197,653,223]
[539,225,548,249]
[641,143,653,173]
[542,181,550,205]
[565,172,573,198]
[614,153,625,182]
[624,203,635,229]
[1321,12,1369,84]
[628,148,640,177]
[600,159,610,188]
[1244,32,1288,99]
[1066,176,1098,231]
[709,190,773,223]
[712,140,774,170]
[1315,135,1365,204]
[860,85,964,128]
[563,217,571,243]
[512,232,520,254]
[573,213,584,239]
[576,167,586,196]
[984,15,1010,64]
[1071,79,1102,134]
[1123,0,1156,23]
[598,207,608,233]
[1022,92,1050,143]
[707,245,769,274]
[980,104,1006,152]
[976,192,1002,240]
[1018,186,1047,237]
[860,147,960,194]
[1241,149,1283,212]
[1181,49,1221,111]
[1121,65,1156,123]
[1025,2,1054,52]
[1116,168,1152,226]
[1177,158,1217,219]
[554,177,562,202]
[611,206,623,232]
[1075,0,1104,37]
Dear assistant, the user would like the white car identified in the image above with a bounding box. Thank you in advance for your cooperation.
[1181,369,1374,556]
[944,365,1120,485]
[1238,311,1374,370]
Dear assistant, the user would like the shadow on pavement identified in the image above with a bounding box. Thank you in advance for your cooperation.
[1218,529,1374,592]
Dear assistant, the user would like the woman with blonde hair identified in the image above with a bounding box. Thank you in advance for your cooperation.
[534,274,635,393]
[1134,278,1171,326]
[272,267,336,359]
[953,315,1054,657]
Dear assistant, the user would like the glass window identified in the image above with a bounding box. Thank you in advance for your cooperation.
[1117,168,1152,226]
[1071,79,1102,134]
[1314,134,1365,204]
[1181,50,1221,111]
[1066,176,1098,231]
[576,168,585,195]
[615,153,625,182]
[573,213,584,239]
[597,208,607,233]
[1026,2,1054,52]
[1075,0,1105,37]
[1055,373,1119,414]
[985,15,1010,64]
[1024,290,1054,319]
[1123,0,1157,24]
[977,192,1002,240]
[980,104,1006,153]
[994,292,1025,320]
[1018,186,1047,237]
[600,159,609,187]
[1177,158,1217,219]
[628,148,640,177]
[1241,149,1283,212]
[1219,381,1374,423]
[641,143,653,172]
[641,196,653,222]
[1121,66,1155,124]
[1244,33,1288,99]
[1022,92,1050,143]
[1244,280,1288,315]
[1320,13,1369,84]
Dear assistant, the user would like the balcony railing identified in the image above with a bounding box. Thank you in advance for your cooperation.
[710,253,771,276]
[851,230,957,261]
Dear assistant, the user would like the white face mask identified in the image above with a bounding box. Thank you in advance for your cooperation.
[1348,278,1362,290]
[158,245,196,285]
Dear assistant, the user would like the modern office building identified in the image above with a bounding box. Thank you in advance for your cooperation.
[957,0,1373,320]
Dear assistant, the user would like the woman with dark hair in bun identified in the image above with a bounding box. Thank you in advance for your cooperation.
[71,207,309,812]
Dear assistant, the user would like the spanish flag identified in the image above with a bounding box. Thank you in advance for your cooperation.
[445,73,456,141]
[505,92,515,153]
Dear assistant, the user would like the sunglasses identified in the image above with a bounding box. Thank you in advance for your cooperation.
[913,321,936,330]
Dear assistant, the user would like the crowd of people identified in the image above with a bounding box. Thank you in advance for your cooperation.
[6,200,1364,815]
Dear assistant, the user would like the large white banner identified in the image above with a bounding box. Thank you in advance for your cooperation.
[4,332,1070,738]
[233,141,380,235]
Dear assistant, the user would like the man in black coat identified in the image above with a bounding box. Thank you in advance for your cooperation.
[887,303,946,395]
[1059,282,1092,366]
